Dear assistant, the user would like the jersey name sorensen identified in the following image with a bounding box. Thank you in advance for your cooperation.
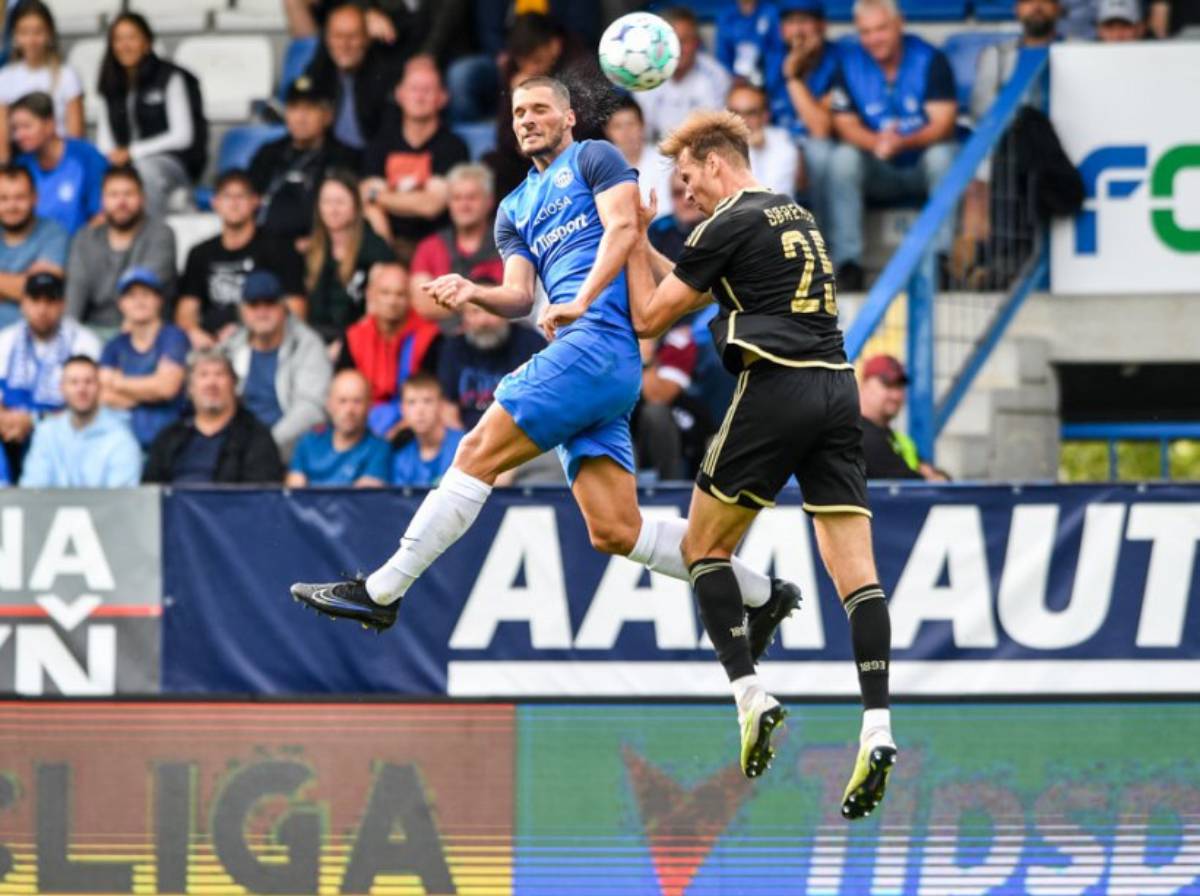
[532,212,589,258]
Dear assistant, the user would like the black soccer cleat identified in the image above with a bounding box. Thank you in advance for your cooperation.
[290,578,398,632]
[747,579,803,662]
[841,743,898,820]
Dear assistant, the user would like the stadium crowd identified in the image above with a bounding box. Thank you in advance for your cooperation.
[0,0,1187,488]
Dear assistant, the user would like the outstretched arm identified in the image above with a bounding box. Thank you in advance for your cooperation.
[627,240,711,339]
[423,253,537,319]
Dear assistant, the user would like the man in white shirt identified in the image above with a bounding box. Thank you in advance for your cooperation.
[727,83,800,197]
[635,7,733,143]
[603,95,673,220]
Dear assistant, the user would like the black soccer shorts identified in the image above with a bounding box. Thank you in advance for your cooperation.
[695,363,872,515]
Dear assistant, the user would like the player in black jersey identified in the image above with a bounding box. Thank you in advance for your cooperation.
[626,110,896,818]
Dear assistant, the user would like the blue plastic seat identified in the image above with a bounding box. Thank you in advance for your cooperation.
[974,0,1017,20]
[451,121,498,161]
[276,36,319,102]
[217,124,288,173]
[903,0,970,19]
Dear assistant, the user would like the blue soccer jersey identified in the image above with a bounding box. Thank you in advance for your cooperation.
[491,139,644,483]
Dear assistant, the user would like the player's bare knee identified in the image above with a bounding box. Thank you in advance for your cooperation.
[588,520,638,556]
[452,429,496,482]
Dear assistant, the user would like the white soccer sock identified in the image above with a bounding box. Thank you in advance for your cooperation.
[861,708,894,748]
[626,517,773,607]
[731,673,764,719]
[365,467,492,605]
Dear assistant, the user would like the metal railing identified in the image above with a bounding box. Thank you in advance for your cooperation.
[844,47,1051,459]
[1061,422,1200,481]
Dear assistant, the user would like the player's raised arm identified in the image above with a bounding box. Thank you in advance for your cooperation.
[423,208,537,319]
[627,241,710,339]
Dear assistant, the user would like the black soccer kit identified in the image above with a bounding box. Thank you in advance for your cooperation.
[672,187,871,515]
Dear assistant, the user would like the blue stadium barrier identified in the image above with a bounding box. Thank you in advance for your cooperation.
[277,35,319,102]
[942,30,1019,111]
[1062,422,1200,480]
[217,123,287,172]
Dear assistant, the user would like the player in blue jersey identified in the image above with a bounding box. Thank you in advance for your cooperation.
[291,77,801,673]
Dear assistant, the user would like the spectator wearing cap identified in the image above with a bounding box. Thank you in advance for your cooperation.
[336,260,439,438]
[175,169,306,349]
[716,0,786,89]
[1096,0,1148,37]
[302,1,406,152]
[10,90,106,235]
[20,354,141,487]
[0,270,100,477]
[726,83,799,197]
[390,371,462,487]
[143,347,284,484]
[224,269,331,461]
[859,354,948,480]
[0,162,67,329]
[826,0,958,291]
[361,55,469,260]
[287,368,390,486]
[410,163,505,327]
[96,13,207,219]
[98,267,189,450]
[65,165,177,328]
[248,74,362,248]
[774,0,840,227]
[635,8,733,143]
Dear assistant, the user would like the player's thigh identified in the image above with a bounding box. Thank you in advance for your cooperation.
[571,454,643,555]
[452,400,544,484]
[812,513,879,598]
[681,485,759,567]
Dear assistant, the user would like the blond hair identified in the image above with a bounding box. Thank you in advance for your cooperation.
[658,110,751,167]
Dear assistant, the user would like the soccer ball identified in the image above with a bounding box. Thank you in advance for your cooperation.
[598,13,680,92]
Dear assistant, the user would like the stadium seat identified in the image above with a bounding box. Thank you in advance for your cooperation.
[903,0,969,20]
[50,0,119,36]
[166,212,222,271]
[65,38,106,125]
[217,123,287,172]
[125,2,214,34]
[452,122,497,162]
[974,0,1018,20]
[174,36,274,122]
[216,0,289,32]
[276,37,320,102]
[942,31,1018,111]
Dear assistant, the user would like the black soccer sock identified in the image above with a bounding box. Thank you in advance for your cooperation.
[844,584,890,710]
[690,558,755,682]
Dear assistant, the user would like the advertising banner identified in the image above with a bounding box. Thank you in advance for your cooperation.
[0,701,515,895]
[161,484,1200,697]
[517,702,1200,896]
[1050,43,1200,294]
[0,488,160,695]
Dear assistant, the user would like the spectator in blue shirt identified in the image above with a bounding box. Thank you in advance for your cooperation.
[391,371,461,487]
[826,0,958,290]
[20,354,141,487]
[287,368,390,487]
[716,0,786,89]
[0,162,65,328]
[773,0,840,230]
[98,267,189,450]
[11,91,106,235]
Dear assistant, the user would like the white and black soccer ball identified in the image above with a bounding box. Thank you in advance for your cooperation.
[597,12,680,92]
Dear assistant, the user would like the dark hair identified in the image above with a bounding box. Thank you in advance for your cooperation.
[9,1,62,66]
[214,168,256,195]
[10,91,54,120]
[507,13,564,62]
[103,164,143,190]
[63,354,98,372]
[0,164,35,191]
[609,94,644,124]
[401,370,442,397]
[98,12,154,98]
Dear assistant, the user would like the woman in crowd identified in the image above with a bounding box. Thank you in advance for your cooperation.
[0,0,83,162]
[96,13,208,218]
[304,170,396,345]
